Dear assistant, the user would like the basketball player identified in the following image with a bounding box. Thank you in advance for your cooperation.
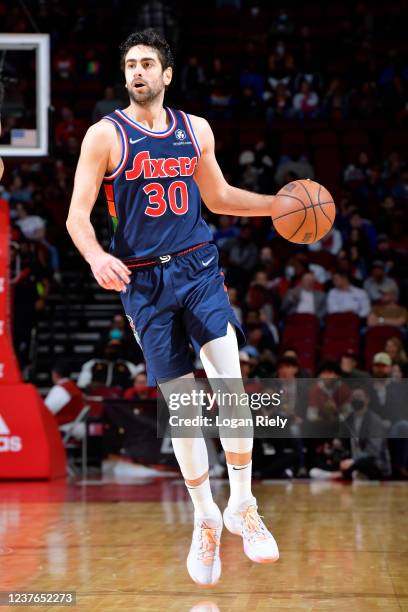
[67,29,279,586]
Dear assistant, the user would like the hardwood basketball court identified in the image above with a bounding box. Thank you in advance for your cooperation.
[1,479,407,611]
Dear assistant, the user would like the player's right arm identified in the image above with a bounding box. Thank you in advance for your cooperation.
[66,121,131,292]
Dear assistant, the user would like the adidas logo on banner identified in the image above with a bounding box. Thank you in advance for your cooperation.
[0,414,22,452]
[0,415,10,434]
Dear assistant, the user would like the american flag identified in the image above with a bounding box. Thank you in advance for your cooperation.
[11,129,37,147]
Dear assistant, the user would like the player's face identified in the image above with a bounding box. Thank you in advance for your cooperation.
[124,45,172,106]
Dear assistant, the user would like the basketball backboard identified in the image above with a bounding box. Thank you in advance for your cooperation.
[0,34,50,157]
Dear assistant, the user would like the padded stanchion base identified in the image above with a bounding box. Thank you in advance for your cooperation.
[0,384,66,479]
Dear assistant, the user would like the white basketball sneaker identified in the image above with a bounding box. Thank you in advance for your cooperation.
[223,497,279,564]
[187,509,223,586]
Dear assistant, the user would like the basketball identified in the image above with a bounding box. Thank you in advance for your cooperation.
[272,179,335,244]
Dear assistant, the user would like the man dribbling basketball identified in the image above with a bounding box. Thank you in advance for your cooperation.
[67,29,283,586]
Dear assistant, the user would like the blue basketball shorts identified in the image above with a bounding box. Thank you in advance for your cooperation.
[120,242,245,386]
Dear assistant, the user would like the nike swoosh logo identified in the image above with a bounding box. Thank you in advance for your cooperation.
[129,136,147,144]
[202,256,215,267]
[232,466,249,471]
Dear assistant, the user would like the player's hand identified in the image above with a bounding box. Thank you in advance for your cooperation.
[88,252,131,292]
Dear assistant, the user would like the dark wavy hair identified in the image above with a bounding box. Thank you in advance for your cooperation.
[119,29,174,72]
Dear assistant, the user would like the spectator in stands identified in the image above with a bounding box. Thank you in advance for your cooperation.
[246,270,279,326]
[375,233,397,272]
[363,260,399,302]
[238,150,260,191]
[92,86,123,123]
[180,55,206,101]
[391,361,407,380]
[306,361,351,424]
[327,271,370,318]
[274,145,315,186]
[243,316,276,355]
[307,226,343,255]
[382,152,402,183]
[98,313,141,362]
[282,348,309,378]
[348,244,368,283]
[213,215,239,248]
[344,151,373,187]
[391,169,408,201]
[264,51,295,93]
[55,107,87,148]
[340,349,370,379]
[45,362,85,439]
[310,386,391,481]
[282,271,326,319]
[224,225,258,292]
[367,288,408,327]
[207,58,233,118]
[14,202,46,241]
[269,9,295,38]
[227,287,243,324]
[77,339,145,390]
[292,80,319,118]
[239,351,253,379]
[369,352,407,478]
[322,78,348,119]
[239,61,265,114]
[344,226,372,263]
[264,82,292,120]
[347,211,377,253]
[123,371,156,400]
[53,47,76,80]
[370,352,404,421]
[9,175,33,204]
[384,336,407,364]
[11,240,50,368]
[135,0,178,44]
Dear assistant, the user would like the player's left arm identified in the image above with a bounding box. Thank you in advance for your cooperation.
[190,115,275,216]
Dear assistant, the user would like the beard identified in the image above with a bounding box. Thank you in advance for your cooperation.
[128,81,164,106]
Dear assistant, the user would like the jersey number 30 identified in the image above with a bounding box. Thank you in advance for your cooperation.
[143,181,188,216]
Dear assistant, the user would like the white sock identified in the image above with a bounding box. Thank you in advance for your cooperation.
[227,461,254,509]
[186,477,220,519]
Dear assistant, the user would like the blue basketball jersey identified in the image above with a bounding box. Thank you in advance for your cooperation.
[101,107,212,260]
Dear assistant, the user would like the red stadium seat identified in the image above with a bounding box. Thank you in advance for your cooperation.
[307,251,336,271]
[281,130,308,150]
[309,131,337,146]
[312,147,342,192]
[321,312,361,360]
[282,314,320,375]
[364,326,403,369]
[339,130,370,147]
[383,130,407,154]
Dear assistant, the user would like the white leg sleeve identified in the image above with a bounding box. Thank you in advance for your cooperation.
[159,372,209,481]
[200,323,253,454]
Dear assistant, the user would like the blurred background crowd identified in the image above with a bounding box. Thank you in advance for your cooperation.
[1,0,407,479]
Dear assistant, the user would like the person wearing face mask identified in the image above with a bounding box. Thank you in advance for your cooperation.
[96,313,141,361]
[310,387,391,480]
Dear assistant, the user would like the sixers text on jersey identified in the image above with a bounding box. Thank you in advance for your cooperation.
[101,107,212,260]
